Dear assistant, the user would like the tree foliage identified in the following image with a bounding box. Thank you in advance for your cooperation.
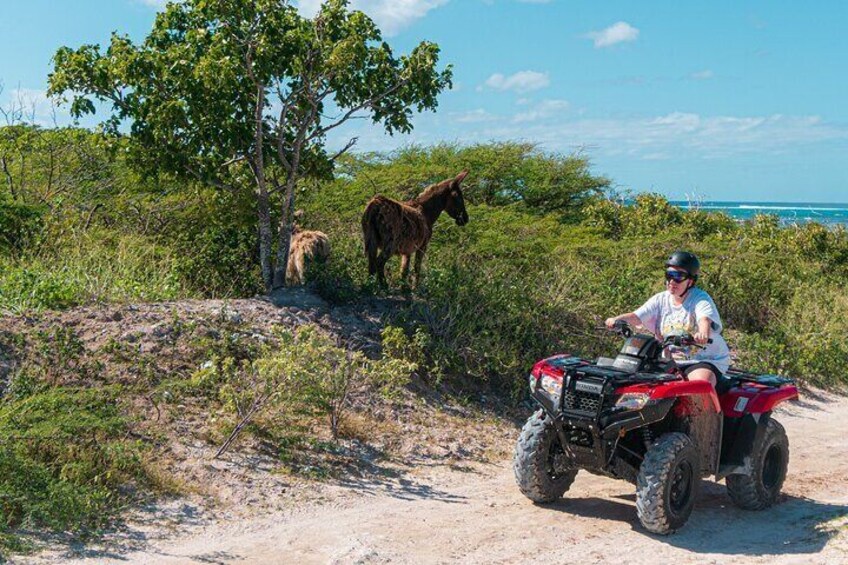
[49,0,452,290]
[333,142,609,216]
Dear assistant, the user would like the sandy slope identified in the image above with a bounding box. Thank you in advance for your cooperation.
[29,389,848,565]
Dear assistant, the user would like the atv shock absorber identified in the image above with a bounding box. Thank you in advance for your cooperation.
[641,427,654,450]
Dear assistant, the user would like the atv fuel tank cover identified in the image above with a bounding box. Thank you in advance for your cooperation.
[547,356,584,369]
[578,366,625,379]
[612,356,640,372]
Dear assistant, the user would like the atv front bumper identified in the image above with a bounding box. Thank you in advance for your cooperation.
[530,379,675,478]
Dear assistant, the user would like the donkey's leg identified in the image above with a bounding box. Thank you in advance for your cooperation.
[366,246,378,276]
[413,248,426,288]
[376,250,392,287]
[400,255,410,282]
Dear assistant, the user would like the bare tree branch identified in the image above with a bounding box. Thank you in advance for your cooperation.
[328,136,359,162]
[306,77,409,143]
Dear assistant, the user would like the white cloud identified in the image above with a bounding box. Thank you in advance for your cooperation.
[482,71,550,93]
[475,112,846,158]
[690,69,714,80]
[296,0,448,36]
[136,0,169,8]
[453,109,499,123]
[586,21,639,48]
[316,109,848,164]
[513,98,569,123]
[138,1,446,36]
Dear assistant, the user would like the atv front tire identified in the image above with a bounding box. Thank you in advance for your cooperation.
[726,418,789,510]
[513,410,577,503]
[636,432,699,535]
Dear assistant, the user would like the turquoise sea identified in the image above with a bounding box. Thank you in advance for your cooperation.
[669,201,848,226]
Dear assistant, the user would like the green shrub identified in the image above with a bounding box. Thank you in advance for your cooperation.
[0,199,44,254]
[192,324,417,454]
[0,264,80,312]
[309,236,365,305]
[0,231,184,312]
[0,387,147,550]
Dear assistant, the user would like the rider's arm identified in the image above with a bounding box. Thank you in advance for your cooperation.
[693,316,711,345]
[605,312,642,329]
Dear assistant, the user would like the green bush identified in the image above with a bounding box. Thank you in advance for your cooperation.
[0,264,80,312]
[0,231,183,312]
[0,387,147,549]
[0,199,44,254]
[190,324,417,452]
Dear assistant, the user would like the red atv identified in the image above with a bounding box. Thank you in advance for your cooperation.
[513,321,799,534]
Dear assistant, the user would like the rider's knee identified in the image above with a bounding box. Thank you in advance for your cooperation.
[687,368,717,387]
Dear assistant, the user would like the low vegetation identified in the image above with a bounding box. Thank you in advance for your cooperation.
[2,123,848,554]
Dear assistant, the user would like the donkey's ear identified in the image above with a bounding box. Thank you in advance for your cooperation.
[454,170,469,184]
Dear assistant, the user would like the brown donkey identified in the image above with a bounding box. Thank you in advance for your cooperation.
[286,224,331,285]
[362,170,469,286]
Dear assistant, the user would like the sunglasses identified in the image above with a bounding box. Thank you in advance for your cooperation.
[665,270,690,283]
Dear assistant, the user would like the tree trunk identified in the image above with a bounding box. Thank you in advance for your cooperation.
[272,135,303,289]
[257,191,274,292]
[250,83,274,292]
[272,177,297,289]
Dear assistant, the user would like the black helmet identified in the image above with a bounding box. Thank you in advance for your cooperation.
[665,251,700,280]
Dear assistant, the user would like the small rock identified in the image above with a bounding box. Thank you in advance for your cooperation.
[122,331,139,343]
[151,323,171,338]
[111,311,123,322]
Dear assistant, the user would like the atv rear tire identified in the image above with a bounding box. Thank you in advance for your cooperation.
[726,418,789,510]
[636,432,699,535]
[513,410,577,503]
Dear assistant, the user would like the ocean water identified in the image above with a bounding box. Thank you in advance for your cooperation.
[669,201,848,226]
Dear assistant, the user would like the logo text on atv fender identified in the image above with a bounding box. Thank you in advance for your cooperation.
[734,397,749,412]
[575,380,603,394]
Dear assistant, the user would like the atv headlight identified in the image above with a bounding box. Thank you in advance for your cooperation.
[615,393,651,411]
[540,375,563,399]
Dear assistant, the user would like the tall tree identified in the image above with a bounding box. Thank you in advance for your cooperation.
[48,0,452,290]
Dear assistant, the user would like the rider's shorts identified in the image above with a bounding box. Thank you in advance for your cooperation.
[682,362,723,378]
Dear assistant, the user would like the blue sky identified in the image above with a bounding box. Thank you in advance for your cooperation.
[2,0,847,202]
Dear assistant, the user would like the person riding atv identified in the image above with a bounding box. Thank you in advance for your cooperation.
[513,252,799,534]
[605,251,730,388]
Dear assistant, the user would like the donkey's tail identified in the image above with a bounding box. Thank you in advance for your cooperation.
[362,200,381,276]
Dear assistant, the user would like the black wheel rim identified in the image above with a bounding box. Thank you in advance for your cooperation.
[669,460,693,512]
[546,437,567,481]
[762,445,783,489]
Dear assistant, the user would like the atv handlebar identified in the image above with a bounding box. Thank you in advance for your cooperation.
[611,319,633,338]
[606,321,713,348]
[663,334,714,349]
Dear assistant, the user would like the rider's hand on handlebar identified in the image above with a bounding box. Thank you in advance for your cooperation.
[692,330,710,345]
[604,317,617,330]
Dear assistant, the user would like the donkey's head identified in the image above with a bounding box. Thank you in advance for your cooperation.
[444,170,470,226]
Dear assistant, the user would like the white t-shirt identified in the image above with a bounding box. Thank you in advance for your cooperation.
[634,287,731,374]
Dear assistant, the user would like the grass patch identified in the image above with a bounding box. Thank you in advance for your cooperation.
[0,386,149,554]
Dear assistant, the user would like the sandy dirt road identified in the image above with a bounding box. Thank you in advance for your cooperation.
[32,390,848,565]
